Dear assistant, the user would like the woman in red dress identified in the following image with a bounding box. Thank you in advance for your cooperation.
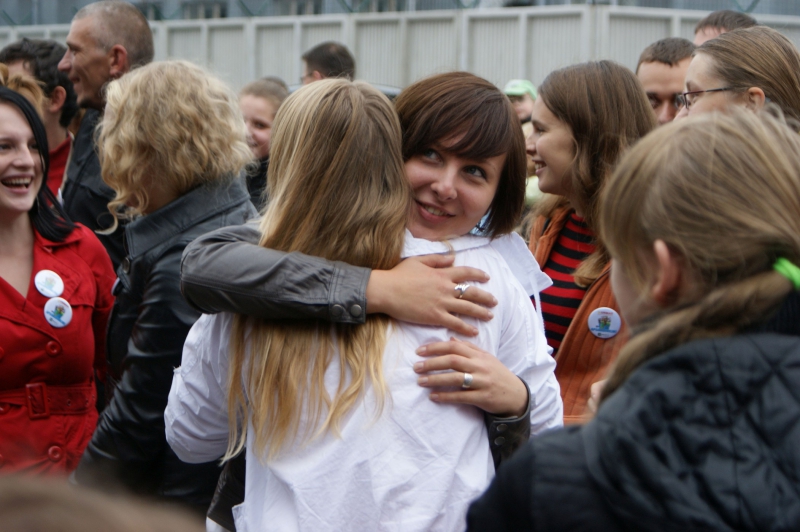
[0,86,115,474]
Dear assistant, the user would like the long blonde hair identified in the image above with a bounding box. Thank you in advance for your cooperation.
[226,79,410,461]
[98,60,252,230]
[599,109,800,402]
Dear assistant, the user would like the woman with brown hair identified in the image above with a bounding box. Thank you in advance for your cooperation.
[469,108,800,532]
[526,60,656,423]
[677,26,800,120]
[167,74,561,531]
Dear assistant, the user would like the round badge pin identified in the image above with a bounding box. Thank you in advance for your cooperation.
[44,297,73,328]
[34,270,65,298]
[587,307,621,339]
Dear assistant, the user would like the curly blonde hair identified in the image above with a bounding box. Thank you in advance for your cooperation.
[98,60,252,230]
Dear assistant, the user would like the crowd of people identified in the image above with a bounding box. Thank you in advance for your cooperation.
[0,1,799,531]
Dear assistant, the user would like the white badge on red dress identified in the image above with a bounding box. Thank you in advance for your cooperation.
[44,297,73,328]
[587,307,621,339]
[34,269,64,298]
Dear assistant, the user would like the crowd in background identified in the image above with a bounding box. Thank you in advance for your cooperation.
[1,2,800,531]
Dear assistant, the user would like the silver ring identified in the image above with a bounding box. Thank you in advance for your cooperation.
[454,283,470,299]
[461,372,473,389]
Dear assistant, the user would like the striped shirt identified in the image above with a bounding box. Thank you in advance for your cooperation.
[537,213,596,354]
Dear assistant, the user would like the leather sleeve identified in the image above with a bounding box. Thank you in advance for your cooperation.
[77,225,116,377]
[180,223,371,324]
[76,245,208,494]
[484,377,532,469]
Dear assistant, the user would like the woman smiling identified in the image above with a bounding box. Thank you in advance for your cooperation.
[0,85,115,474]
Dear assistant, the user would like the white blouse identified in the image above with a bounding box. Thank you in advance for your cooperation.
[166,231,562,532]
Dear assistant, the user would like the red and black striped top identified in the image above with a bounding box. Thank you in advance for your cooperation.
[537,213,596,354]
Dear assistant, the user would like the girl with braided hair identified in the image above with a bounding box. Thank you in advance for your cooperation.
[469,109,800,531]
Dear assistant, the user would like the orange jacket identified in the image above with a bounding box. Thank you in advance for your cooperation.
[529,207,628,424]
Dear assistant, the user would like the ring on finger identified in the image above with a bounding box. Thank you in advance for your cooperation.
[462,372,474,389]
[454,283,470,299]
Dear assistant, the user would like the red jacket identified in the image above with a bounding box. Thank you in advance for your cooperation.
[529,207,628,424]
[0,224,115,474]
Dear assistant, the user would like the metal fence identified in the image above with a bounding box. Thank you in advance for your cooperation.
[1,4,798,90]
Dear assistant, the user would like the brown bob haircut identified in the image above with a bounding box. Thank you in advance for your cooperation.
[394,71,526,237]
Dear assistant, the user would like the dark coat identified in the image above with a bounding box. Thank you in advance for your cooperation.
[468,293,800,532]
[61,109,125,270]
[245,156,269,212]
[75,178,255,513]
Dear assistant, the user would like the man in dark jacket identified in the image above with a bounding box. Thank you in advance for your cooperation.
[57,1,153,269]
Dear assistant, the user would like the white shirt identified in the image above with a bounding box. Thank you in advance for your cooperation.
[166,231,561,532]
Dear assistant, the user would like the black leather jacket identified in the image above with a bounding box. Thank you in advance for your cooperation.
[61,109,126,270]
[468,293,800,531]
[75,178,255,513]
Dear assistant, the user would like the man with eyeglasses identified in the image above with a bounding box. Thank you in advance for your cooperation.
[636,38,695,125]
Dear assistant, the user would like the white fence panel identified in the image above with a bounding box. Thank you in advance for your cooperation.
[167,26,205,65]
[406,16,458,83]
[209,24,249,88]
[527,12,585,85]
[607,15,672,71]
[5,5,800,92]
[0,30,11,49]
[467,14,520,87]
[679,18,699,40]
[301,20,345,51]
[355,17,404,87]
[255,23,296,83]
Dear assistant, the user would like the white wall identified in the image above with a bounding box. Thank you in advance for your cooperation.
[2,5,799,90]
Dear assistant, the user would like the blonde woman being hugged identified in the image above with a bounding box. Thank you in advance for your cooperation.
[470,110,800,530]
[73,61,255,512]
[167,78,561,532]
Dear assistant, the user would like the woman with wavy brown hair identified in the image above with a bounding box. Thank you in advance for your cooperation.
[526,60,656,423]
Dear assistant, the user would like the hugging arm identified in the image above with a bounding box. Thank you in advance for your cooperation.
[181,223,496,335]
[181,222,370,324]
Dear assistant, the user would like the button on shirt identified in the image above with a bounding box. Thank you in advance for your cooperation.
[166,231,562,532]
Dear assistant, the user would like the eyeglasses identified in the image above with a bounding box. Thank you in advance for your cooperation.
[676,87,735,110]
[647,93,683,111]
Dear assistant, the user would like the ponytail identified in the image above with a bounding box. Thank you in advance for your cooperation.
[602,271,794,402]
[598,109,800,402]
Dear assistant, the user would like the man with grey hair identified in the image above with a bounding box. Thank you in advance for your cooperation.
[57,0,153,269]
